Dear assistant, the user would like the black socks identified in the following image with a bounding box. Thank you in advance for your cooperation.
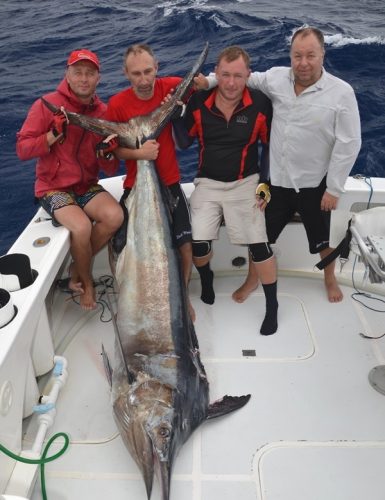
[196,263,215,305]
[195,266,277,333]
[260,281,278,336]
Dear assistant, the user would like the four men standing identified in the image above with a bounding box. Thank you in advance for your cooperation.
[16,27,361,332]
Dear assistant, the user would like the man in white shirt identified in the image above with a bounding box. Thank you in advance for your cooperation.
[197,26,361,303]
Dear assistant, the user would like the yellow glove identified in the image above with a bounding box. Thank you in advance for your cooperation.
[256,183,271,203]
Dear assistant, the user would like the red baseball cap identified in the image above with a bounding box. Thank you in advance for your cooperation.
[67,49,100,70]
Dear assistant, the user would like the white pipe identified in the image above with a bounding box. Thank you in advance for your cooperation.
[5,357,69,498]
[29,356,68,456]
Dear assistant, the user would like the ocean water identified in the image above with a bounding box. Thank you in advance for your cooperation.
[1,0,384,255]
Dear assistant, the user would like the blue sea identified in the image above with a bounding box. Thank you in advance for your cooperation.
[1,0,384,255]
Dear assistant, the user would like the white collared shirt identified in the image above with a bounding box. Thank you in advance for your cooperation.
[207,67,361,196]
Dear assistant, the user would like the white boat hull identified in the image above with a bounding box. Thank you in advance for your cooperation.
[1,175,385,499]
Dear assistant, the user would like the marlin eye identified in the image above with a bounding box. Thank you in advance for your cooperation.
[159,427,170,438]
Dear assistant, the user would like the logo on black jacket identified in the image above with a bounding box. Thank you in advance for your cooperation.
[236,115,248,124]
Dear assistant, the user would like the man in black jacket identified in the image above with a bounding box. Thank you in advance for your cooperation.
[178,46,278,336]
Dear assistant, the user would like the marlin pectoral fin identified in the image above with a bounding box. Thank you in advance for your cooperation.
[101,343,113,388]
[103,288,137,385]
[206,394,251,420]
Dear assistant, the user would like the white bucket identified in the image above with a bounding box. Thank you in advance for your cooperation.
[0,288,16,328]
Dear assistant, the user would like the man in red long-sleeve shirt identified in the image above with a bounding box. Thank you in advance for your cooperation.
[16,49,123,310]
[105,44,195,320]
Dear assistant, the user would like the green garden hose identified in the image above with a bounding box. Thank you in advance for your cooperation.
[0,432,69,500]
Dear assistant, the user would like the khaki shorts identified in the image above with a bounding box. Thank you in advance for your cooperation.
[189,174,268,244]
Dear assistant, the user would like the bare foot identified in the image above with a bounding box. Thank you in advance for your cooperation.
[232,276,259,303]
[68,262,84,294]
[188,298,196,323]
[80,284,97,311]
[69,279,84,294]
[325,277,343,303]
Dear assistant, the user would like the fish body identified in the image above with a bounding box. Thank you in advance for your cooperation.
[110,157,250,499]
[112,157,207,498]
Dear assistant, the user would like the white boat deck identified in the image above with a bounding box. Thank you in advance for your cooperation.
[24,269,385,500]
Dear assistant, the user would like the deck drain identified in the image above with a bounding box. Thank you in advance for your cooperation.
[242,349,256,357]
[33,236,51,247]
[232,256,247,267]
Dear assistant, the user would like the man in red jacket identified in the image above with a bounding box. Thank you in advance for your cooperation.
[105,44,195,320]
[16,49,123,310]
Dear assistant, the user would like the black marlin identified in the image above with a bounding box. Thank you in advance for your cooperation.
[44,43,251,500]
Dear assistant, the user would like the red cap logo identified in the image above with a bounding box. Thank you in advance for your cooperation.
[67,49,100,70]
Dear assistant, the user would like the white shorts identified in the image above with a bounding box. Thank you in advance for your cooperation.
[189,174,268,244]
